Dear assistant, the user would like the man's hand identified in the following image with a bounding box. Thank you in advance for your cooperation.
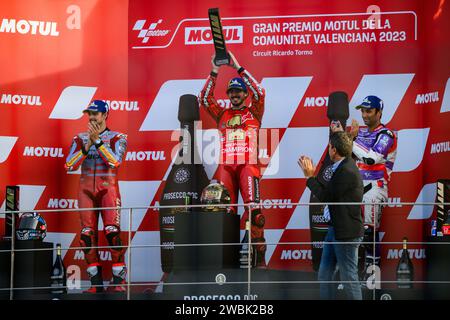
[228,51,241,70]
[330,120,344,133]
[298,156,316,178]
[88,121,101,143]
[349,119,359,140]
[211,54,219,73]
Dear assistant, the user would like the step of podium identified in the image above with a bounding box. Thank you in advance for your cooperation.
[0,268,433,300]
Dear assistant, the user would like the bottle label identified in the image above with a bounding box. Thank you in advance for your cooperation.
[397,270,412,288]
[50,278,65,294]
[431,220,437,236]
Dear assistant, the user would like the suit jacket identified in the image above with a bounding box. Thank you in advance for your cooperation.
[306,157,364,240]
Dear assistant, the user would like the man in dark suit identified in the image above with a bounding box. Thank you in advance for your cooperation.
[298,131,364,300]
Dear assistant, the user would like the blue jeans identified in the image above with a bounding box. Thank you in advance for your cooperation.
[318,226,363,300]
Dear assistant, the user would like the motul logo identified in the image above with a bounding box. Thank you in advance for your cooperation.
[185,26,243,45]
[387,197,402,208]
[280,249,312,260]
[74,250,111,261]
[303,96,329,107]
[23,146,64,158]
[430,141,450,154]
[125,151,166,161]
[105,100,139,111]
[262,199,293,209]
[387,248,426,260]
[415,91,439,104]
[0,19,59,36]
[1,94,42,106]
[47,198,79,209]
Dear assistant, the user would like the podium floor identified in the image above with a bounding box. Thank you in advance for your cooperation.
[0,269,436,300]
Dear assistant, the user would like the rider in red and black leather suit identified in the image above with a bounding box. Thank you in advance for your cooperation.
[65,100,127,292]
[199,52,267,267]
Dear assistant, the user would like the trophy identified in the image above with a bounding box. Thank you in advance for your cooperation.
[436,180,450,236]
[309,92,349,271]
[4,186,20,240]
[159,95,210,273]
[208,8,230,66]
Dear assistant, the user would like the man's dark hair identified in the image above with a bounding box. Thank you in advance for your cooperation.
[329,132,353,157]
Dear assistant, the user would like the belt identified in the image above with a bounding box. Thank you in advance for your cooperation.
[363,183,372,194]
[363,180,385,194]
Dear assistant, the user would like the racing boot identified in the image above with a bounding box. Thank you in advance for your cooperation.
[251,210,267,268]
[107,263,127,293]
[84,264,104,293]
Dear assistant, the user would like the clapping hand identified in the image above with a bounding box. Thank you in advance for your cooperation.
[349,119,359,139]
[298,156,316,178]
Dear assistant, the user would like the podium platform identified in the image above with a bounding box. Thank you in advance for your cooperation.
[425,236,450,299]
[0,240,53,298]
[173,211,240,271]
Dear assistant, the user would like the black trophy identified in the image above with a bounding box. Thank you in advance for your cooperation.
[159,94,210,273]
[4,186,20,240]
[308,91,349,271]
[436,180,450,236]
[208,8,230,66]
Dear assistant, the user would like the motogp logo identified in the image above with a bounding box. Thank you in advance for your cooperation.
[322,165,334,182]
[174,167,191,184]
[132,19,170,44]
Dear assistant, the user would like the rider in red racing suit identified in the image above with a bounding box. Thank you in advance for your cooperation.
[199,51,267,267]
[65,100,127,292]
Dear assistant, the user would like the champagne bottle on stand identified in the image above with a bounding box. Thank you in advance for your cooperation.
[309,92,349,271]
[51,243,67,295]
[239,220,255,268]
[396,237,414,289]
[159,94,209,273]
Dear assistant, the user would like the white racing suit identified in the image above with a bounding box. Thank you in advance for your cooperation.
[352,124,397,279]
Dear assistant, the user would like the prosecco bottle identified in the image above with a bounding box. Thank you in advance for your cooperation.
[239,220,254,268]
[50,243,67,294]
[396,237,414,289]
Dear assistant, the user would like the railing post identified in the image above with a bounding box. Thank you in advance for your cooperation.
[247,204,252,297]
[9,211,15,300]
[127,208,132,300]
[373,205,377,301]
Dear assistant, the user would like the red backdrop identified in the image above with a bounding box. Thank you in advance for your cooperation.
[0,0,449,289]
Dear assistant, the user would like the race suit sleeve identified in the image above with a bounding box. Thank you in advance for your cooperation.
[238,67,265,122]
[64,135,87,171]
[95,133,127,168]
[199,72,224,124]
[352,130,395,165]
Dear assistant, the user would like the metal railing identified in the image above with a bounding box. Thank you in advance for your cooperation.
[0,201,449,300]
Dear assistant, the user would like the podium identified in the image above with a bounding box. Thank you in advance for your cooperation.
[163,211,239,297]
[173,211,240,271]
[0,240,53,299]
[425,236,450,299]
